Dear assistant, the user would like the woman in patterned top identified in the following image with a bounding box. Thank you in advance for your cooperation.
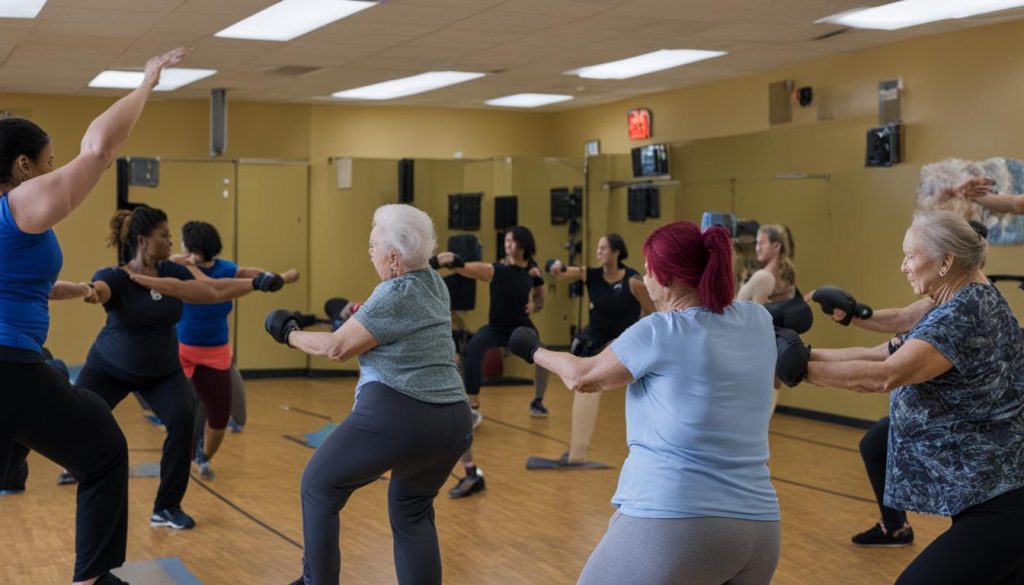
[806,210,1024,585]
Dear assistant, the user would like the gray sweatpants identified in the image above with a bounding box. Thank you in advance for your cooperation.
[577,512,780,585]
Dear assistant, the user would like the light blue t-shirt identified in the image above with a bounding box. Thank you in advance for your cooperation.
[353,268,466,404]
[610,301,780,521]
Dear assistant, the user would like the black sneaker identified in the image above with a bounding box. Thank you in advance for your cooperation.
[851,522,913,547]
[57,471,78,486]
[150,507,196,530]
[529,398,549,418]
[448,471,486,499]
[94,572,130,584]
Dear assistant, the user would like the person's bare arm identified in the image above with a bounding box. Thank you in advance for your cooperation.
[526,267,545,314]
[8,48,189,233]
[287,315,378,361]
[49,280,94,301]
[452,261,495,282]
[236,266,300,283]
[969,193,1024,215]
[810,342,890,363]
[736,270,774,304]
[533,345,634,393]
[831,298,933,334]
[547,260,584,282]
[127,273,257,304]
[805,339,952,393]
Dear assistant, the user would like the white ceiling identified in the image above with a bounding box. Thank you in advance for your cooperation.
[1,0,1023,110]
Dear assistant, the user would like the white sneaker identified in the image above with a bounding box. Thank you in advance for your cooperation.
[471,408,483,430]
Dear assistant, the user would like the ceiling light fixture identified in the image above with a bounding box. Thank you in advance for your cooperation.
[818,0,1024,30]
[332,71,485,100]
[215,0,376,42]
[0,0,47,18]
[88,68,218,91]
[485,93,574,108]
[568,49,727,80]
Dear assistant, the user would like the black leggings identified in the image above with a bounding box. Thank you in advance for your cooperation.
[860,416,907,531]
[0,358,128,581]
[77,364,196,512]
[463,324,541,396]
[191,365,232,430]
[299,382,472,585]
[895,486,1024,585]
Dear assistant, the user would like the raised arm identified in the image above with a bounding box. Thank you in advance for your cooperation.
[805,339,951,393]
[968,193,1024,215]
[8,48,189,234]
[535,346,631,393]
[810,342,890,363]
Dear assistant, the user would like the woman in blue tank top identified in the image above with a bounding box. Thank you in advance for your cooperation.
[536,233,653,469]
[174,220,299,479]
[0,48,188,585]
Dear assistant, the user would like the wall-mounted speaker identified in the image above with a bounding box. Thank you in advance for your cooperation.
[211,89,227,157]
[448,193,482,231]
[398,158,414,203]
[866,123,902,167]
[494,195,518,230]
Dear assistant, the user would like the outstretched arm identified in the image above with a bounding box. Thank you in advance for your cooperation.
[533,346,633,394]
[128,273,261,304]
[49,280,97,302]
[286,315,379,362]
[805,339,951,393]
[8,48,189,233]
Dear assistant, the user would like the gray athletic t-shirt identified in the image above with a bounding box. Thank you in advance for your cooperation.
[353,268,466,404]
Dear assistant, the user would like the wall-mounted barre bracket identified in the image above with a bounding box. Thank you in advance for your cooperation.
[602,178,681,191]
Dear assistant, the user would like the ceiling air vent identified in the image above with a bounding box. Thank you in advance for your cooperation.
[261,65,323,77]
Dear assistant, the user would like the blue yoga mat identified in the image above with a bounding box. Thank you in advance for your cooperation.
[113,557,201,584]
[304,422,339,448]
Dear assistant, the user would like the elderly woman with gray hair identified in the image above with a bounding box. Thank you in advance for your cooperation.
[804,210,1024,585]
[265,204,473,585]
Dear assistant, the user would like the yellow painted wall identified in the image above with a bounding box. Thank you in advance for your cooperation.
[558,19,1024,421]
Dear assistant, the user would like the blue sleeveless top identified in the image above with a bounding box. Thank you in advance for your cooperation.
[176,258,238,346]
[0,193,63,353]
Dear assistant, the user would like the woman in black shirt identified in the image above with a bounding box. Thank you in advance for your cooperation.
[533,233,653,468]
[75,205,282,530]
[434,226,547,497]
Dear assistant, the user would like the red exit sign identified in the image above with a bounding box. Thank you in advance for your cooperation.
[627,108,652,140]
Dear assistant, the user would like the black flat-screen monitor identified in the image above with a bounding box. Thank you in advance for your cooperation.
[631,144,670,178]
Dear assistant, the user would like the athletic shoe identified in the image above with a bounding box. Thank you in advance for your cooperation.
[57,471,78,486]
[851,522,913,547]
[227,419,244,433]
[448,470,486,499]
[150,507,196,530]
[94,572,130,584]
[143,413,163,427]
[197,460,215,480]
[529,398,549,418]
[470,407,483,429]
[0,488,25,496]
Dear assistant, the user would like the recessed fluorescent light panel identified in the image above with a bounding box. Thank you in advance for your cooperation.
[485,93,574,108]
[569,49,727,80]
[332,71,485,100]
[215,0,376,42]
[818,0,1024,30]
[0,0,47,18]
[88,68,218,91]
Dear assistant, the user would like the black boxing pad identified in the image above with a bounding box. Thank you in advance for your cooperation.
[775,327,810,388]
[764,291,814,334]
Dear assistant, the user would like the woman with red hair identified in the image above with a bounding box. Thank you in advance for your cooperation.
[508,221,781,585]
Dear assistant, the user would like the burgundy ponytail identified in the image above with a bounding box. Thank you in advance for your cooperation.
[642,221,734,314]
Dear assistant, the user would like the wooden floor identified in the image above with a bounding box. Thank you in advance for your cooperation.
[0,377,948,584]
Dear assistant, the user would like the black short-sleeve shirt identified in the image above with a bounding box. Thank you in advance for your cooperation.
[488,261,541,333]
[86,261,194,380]
[585,266,642,345]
